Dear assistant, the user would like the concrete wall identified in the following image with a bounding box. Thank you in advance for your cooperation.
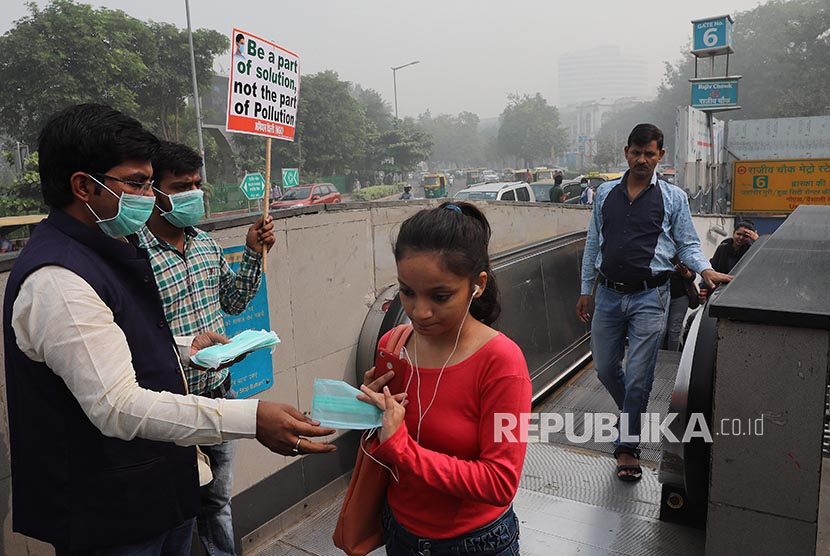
[0,200,732,554]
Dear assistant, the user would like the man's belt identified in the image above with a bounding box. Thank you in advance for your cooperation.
[202,375,232,399]
[597,272,669,294]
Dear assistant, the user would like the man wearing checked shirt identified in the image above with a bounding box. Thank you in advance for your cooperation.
[576,124,732,482]
[139,141,275,556]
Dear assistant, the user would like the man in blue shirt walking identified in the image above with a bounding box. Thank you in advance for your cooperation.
[576,123,731,481]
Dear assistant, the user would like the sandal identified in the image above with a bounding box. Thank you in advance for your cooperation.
[615,463,643,482]
[613,446,642,482]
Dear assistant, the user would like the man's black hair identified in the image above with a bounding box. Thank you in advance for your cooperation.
[236,33,244,43]
[152,141,203,183]
[38,104,160,208]
[554,174,563,186]
[580,177,588,184]
[627,123,664,150]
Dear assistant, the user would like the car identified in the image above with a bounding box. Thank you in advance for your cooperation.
[270,183,341,209]
[482,172,500,183]
[453,181,536,202]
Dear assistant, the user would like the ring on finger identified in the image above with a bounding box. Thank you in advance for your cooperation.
[293,437,303,453]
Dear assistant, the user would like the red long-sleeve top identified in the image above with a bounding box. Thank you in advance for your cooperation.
[370,332,531,539]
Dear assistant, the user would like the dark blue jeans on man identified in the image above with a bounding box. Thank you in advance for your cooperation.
[197,388,237,556]
[382,501,520,556]
[591,283,670,455]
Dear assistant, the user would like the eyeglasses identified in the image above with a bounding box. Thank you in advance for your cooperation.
[94,173,155,193]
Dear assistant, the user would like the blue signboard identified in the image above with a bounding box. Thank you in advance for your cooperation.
[691,78,740,110]
[222,245,274,398]
[692,15,734,55]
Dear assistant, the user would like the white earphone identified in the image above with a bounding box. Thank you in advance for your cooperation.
[473,284,480,295]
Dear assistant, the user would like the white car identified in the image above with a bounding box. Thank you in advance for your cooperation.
[453,181,536,202]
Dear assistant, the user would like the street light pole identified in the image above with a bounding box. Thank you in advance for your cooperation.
[391,60,420,119]
[185,0,207,183]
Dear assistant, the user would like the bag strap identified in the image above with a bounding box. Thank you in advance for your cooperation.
[383,324,413,359]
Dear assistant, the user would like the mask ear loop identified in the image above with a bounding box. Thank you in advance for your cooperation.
[360,428,399,482]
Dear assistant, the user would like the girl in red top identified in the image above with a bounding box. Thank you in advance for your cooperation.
[359,201,532,556]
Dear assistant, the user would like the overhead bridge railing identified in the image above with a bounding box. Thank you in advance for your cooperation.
[357,231,591,401]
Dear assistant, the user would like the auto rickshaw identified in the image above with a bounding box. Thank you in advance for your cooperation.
[465,169,483,187]
[423,173,448,198]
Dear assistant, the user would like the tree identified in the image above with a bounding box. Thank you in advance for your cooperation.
[0,0,154,145]
[497,94,567,168]
[135,22,227,142]
[0,152,45,216]
[593,138,619,171]
[296,71,368,176]
[598,0,830,154]
[379,118,433,175]
[418,111,483,168]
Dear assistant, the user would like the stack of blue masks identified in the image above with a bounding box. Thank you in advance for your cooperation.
[311,378,383,430]
[191,329,280,369]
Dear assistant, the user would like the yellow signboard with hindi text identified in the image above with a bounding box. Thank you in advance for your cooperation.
[731,158,830,213]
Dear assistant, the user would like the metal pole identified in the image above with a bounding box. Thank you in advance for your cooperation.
[391,61,420,120]
[707,111,716,213]
[393,68,399,119]
[185,0,207,183]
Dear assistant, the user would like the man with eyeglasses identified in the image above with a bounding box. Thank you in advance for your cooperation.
[2,104,335,556]
[138,141,275,556]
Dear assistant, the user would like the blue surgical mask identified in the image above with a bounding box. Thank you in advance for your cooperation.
[155,188,205,228]
[190,329,280,369]
[85,176,155,238]
[311,379,382,430]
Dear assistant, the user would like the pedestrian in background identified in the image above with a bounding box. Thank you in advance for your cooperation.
[576,123,732,481]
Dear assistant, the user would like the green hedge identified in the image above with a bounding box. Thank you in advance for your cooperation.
[351,182,406,201]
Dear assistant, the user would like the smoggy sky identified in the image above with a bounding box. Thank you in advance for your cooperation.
[1,0,764,119]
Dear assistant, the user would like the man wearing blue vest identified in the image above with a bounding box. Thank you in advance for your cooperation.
[2,104,335,555]
[576,123,732,482]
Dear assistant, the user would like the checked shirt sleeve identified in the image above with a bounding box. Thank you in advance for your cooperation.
[218,245,263,315]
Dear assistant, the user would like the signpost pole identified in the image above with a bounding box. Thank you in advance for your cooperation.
[706,111,717,213]
[263,138,271,272]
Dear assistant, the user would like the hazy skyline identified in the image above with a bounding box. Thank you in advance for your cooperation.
[1,0,764,119]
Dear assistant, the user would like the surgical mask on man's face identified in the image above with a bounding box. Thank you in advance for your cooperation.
[85,176,154,238]
[155,188,205,228]
[311,378,383,430]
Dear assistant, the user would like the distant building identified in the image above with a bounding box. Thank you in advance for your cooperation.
[558,46,650,107]
[559,97,641,169]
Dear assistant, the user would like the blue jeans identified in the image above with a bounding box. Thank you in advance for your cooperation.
[382,502,520,556]
[664,295,689,351]
[591,283,670,454]
[197,390,238,556]
[56,518,194,556]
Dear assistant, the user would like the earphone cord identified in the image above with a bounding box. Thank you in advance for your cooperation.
[401,291,475,444]
[359,428,400,482]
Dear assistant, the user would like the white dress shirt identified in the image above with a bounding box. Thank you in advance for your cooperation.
[11,266,259,446]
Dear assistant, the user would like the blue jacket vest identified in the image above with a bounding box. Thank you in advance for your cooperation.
[2,209,199,551]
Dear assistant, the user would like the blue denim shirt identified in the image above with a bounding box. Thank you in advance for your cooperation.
[580,171,712,295]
